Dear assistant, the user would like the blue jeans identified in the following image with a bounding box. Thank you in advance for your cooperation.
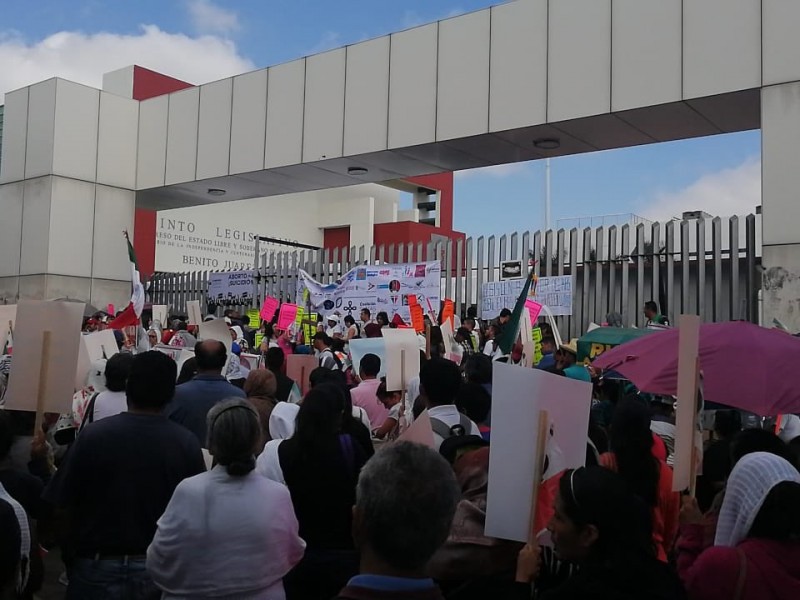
[66,557,160,600]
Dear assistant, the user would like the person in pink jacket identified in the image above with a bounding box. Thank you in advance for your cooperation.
[677,452,800,600]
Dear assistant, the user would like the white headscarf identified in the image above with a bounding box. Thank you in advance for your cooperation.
[715,451,800,547]
[777,414,800,444]
[269,401,300,440]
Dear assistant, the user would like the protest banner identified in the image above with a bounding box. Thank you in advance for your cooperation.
[672,314,701,494]
[397,409,435,449]
[287,354,317,396]
[349,338,387,378]
[481,275,573,319]
[383,328,420,392]
[206,270,255,308]
[187,300,202,326]
[5,301,84,418]
[485,363,592,542]
[296,261,441,324]
[152,305,169,327]
[277,303,299,330]
[260,296,279,322]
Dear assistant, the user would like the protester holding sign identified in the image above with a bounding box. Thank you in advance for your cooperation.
[515,467,686,599]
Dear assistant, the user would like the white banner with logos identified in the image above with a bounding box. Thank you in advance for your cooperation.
[481,275,573,319]
[206,271,255,308]
[296,261,441,322]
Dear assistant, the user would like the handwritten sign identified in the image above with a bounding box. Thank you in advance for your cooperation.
[409,303,425,333]
[260,296,279,322]
[482,276,573,319]
[277,303,299,330]
[441,299,455,328]
[246,308,260,328]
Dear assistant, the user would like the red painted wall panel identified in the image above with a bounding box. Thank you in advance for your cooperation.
[323,226,351,251]
[134,208,157,279]
[407,172,454,232]
[132,66,194,101]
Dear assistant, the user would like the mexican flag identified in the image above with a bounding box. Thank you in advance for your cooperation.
[108,233,145,330]
[496,267,536,355]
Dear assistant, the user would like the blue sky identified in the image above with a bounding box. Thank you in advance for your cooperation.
[1,0,761,238]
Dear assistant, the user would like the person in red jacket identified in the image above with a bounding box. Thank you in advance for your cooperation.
[677,452,800,600]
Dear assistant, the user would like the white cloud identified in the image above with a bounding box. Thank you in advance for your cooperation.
[638,156,761,221]
[455,162,530,180]
[186,0,240,35]
[0,25,254,101]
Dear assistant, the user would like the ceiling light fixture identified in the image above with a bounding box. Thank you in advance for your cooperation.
[207,188,226,196]
[533,138,561,151]
[347,166,369,176]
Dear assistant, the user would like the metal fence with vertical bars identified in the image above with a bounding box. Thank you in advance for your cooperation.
[149,214,761,338]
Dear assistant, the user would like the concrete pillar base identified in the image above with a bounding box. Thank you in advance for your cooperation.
[0,276,131,312]
[762,245,800,331]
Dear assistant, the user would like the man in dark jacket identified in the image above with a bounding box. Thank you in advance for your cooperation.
[336,442,460,600]
[265,347,297,404]
[166,339,245,446]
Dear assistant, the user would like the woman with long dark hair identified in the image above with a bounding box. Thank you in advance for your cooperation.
[516,467,686,599]
[600,399,680,561]
[257,383,370,600]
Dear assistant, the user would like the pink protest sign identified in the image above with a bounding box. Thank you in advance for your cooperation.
[525,300,543,323]
[260,296,279,322]
[277,303,299,330]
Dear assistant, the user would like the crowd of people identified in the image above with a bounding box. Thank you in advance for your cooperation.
[0,298,798,600]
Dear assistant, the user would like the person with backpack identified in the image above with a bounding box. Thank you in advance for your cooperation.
[420,358,481,451]
[313,333,342,371]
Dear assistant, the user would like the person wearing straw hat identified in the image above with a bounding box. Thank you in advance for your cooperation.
[557,339,592,382]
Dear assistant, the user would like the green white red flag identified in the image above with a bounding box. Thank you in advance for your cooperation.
[108,232,145,329]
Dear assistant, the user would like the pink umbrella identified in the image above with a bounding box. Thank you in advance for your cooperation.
[593,321,800,416]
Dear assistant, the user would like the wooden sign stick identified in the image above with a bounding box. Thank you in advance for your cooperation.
[34,330,53,437]
[527,409,550,546]
[688,356,701,498]
[425,323,431,359]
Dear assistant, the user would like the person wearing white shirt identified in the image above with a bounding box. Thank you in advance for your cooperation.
[420,358,480,450]
[82,353,134,427]
[325,314,345,339]
[148,399,305,599]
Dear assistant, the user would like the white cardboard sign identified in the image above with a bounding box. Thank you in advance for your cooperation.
[75,330,119,389]
[5,301,85,415]
[187,300,202,326]
[485,362,592,542]
[382,328,420,392]
[672,314,701,492]
[152,305,169,328]
[198,319,232,353]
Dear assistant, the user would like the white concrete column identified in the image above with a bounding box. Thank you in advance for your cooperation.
[0,78,138,308]
[761,82,800,330]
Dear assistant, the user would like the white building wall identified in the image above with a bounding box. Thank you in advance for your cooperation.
[154,184,399,272]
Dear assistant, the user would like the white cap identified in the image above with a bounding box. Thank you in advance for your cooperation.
[327,314,340,323]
